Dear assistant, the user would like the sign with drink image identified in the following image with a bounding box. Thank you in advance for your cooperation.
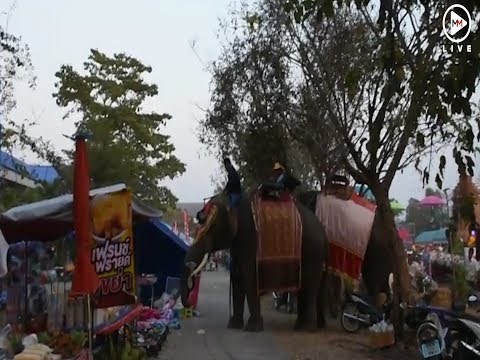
[90,190,136,308]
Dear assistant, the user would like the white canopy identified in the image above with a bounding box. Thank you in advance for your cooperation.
[1,183,162,223]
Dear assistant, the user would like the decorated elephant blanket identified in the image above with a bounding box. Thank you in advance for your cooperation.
[315,192,376,282]
[251,193,303,294]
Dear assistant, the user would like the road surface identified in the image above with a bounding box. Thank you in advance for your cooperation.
[158,269,289,360]
[158,269,413,360]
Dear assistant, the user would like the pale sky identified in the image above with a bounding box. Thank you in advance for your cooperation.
[2,0,470,205]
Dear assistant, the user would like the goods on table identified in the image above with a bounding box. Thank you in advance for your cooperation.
[13,343,53,360]
[369,321,394,349]
[95,338,146,360]
[6,331,87,359]
[134,305,177,357]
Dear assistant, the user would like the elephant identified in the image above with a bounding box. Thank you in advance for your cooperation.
[296,190,393,312]
[180,192,329,332]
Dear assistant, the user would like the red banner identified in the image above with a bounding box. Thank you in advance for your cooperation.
[182,209,190,238]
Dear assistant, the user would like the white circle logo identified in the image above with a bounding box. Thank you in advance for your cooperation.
[442,4,472,44]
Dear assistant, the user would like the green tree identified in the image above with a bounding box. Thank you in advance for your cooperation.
[200,2,338,189]
[0,20,66,208]
[207,0,479,337]
[0,179,67,211]
[283,0,479,337]
[53,49,185,209]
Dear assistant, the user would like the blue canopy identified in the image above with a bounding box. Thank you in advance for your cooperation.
[134,219,189,302]
[415,227,448,245]
[354,184,375,200]
[0,150,59,183]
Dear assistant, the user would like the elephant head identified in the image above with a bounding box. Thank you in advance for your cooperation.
[180,196,234,306]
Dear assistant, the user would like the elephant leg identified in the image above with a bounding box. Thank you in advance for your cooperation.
[328,274,342,318]
[243,263,263,332]
[295,270,318,332]
[294,289,305,330]
[227,260,245,329]
[317,271,327,328]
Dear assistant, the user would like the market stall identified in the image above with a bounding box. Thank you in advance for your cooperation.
[134,219,188,304]
[0,137,182,358]
[0,183,181,359]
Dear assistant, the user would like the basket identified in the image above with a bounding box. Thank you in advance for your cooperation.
[369,330,395,349]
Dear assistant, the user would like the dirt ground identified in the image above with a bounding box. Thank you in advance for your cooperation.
[158,270,416,360]
[263,297,416,360]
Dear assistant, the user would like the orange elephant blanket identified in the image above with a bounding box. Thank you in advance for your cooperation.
[251,193,303,294]
[315,192,376,282]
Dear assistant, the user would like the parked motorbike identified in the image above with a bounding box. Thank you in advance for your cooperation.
[272,292,296,314]
[340,291,392,332]
[404,295,480,359]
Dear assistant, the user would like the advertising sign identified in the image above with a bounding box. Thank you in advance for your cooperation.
[90,190,136,308]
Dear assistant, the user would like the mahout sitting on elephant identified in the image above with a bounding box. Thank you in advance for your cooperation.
[180,189,329,332]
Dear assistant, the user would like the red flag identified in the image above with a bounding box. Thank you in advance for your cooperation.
[71,135,100,295]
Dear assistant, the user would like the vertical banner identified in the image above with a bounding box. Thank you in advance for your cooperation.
[183,209,190,238]
[90,190,136,308]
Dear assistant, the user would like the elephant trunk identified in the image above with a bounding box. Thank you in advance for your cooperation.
[180,243,208,307]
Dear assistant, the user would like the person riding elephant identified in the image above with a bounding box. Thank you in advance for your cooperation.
[181,193,329,332]
[272,162,301,193]
[260,162,301,198]
[223,157,242,233]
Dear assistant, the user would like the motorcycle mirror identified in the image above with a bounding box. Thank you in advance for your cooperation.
[469,295,478,303]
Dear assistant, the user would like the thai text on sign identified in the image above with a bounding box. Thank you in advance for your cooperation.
[90,190,136,308]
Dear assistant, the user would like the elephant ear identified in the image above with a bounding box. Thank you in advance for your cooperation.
[193,205,218,245]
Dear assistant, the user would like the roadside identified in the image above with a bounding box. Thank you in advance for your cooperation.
[158,270,414,360]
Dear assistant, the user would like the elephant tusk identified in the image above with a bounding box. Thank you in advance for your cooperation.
[191,253,209,277]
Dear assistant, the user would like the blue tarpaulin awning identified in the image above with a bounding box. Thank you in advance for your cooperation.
[415,227,448,245]
[134,219,190,301]
[0,150,59,183]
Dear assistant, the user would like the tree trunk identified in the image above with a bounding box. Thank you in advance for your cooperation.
[373,186,410,341]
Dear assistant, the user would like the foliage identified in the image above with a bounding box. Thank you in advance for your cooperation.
[0,180,67,211]
[284,0,480,188]
[0,22,65,209]
[200,2,336,189]
[0,24,61,163]
[53,49,186,209]
[206,0,479,336]
[0,22,34,117]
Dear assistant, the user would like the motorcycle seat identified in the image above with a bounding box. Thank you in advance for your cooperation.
[458,311,480,322]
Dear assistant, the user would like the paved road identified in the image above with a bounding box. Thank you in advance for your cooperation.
[158,269,290,360]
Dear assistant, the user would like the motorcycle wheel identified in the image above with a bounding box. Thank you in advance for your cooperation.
[341,302,362,333]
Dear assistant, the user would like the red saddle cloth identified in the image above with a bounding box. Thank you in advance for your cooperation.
[251,192,303,294]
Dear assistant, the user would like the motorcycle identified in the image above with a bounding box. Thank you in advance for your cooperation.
[340,291,392,333]
[404,295,480,359]
[272,292,296,314]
